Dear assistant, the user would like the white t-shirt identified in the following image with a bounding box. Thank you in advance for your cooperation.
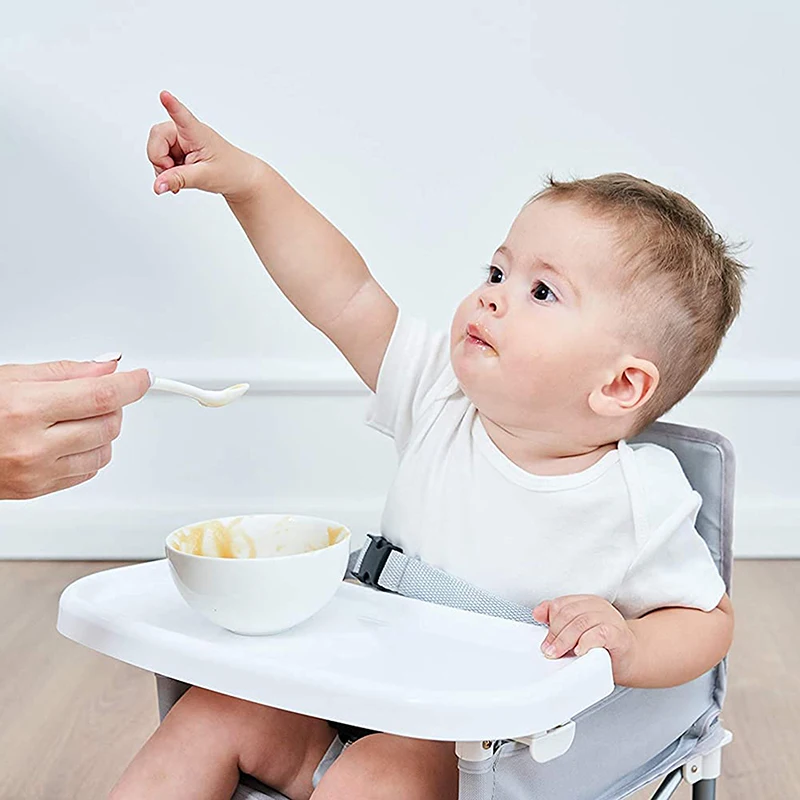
[365,313,726,619]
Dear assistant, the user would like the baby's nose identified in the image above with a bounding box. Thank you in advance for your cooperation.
[479,289,504,314]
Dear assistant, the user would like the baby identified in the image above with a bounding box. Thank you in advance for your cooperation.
[111,91,744,800]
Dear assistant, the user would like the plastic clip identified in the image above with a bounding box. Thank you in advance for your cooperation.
[352,534,403,591]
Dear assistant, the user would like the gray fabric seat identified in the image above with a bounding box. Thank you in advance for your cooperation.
[155,421,734,800]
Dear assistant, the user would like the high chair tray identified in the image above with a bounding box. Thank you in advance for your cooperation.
[58,560,614,741]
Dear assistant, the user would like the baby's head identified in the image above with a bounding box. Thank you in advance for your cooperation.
[450,173,747,445]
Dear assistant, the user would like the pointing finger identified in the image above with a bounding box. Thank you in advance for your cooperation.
[159,90,201,135]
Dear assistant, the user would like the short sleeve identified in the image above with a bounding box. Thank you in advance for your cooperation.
[365,311,453,452]
[613,444,727,619]
[613,503,726,618]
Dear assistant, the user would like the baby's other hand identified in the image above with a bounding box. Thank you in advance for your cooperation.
[147,91,265,202]
[533,594,638,680]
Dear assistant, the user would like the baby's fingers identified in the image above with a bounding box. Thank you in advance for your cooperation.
[147,120,181,171]
[542,611,605,658]
[573,626,616,657]
[532,601,551,625]
[160,90,202,136]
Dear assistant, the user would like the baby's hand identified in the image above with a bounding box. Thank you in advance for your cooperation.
[147,91,265,202]
[533,594,638,681]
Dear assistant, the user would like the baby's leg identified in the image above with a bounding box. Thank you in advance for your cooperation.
[311,733,458,800]
[110,686,336,800]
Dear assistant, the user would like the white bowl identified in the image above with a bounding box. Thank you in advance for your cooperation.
[165,514,351,635]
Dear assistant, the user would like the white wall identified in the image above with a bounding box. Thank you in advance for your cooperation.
[1,1,798,558]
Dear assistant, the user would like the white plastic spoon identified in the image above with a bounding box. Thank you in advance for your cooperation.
[149,376,250,407]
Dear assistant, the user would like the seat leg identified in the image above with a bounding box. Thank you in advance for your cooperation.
[455,742,496,800]
[681,728,731,799]
[691,779,716,800]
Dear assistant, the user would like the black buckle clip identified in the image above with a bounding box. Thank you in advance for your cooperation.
[352,534,403,591]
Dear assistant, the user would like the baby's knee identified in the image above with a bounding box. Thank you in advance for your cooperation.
[313,736,457,800]
[312,752,386,800]
[167,686,259,740]
[172,688,334,793]
[172,686,234,718]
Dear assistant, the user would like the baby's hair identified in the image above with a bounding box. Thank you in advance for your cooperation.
[527,173,748,434]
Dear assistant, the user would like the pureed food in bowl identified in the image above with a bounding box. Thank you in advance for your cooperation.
[170,517,257,558]
[165,514,351,635]
[170,516,347,559]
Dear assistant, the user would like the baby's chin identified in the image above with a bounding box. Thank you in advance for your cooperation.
[450,349,494,407]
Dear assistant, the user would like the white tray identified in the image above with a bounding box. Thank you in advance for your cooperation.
[57,560,614,741]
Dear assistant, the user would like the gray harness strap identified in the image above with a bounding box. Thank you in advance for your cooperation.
[347,534,544,627]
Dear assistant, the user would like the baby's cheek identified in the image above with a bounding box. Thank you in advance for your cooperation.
[512,354,584,410]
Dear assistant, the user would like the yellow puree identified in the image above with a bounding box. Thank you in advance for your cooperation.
[172,519,345,558]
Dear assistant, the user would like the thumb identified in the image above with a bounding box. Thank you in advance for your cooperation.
[154,163,209,195]
[160,90,203,137]
[532,601,551,625]
[0,357,120,383]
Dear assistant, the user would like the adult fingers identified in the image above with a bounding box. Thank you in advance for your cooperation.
[48,409,123,457]
[56,444,113,478]
[40,471,99,498]
[38,368,151,424]
[0,357,119,383]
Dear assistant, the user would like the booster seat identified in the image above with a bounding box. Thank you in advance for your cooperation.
[58,421,735,800]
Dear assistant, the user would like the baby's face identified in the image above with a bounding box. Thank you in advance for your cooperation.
[450,197,631,432]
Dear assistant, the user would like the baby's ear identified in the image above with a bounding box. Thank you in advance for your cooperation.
[588,358,659,418]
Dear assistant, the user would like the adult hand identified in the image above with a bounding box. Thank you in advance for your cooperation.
[0,357,151,499]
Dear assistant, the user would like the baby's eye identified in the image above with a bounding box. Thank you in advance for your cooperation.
[532,281,557,303]
[485,265,505,284]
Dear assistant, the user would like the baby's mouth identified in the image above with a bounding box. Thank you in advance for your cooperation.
[466,332,490,347]
[465,323,497,353]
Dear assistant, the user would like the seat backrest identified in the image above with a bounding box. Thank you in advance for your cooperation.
[630,421,735,593]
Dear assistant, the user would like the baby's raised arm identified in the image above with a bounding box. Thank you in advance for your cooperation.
[147,91,397,391]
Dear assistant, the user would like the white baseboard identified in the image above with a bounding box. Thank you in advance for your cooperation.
[0,499,797,559]
[135,356,800,396]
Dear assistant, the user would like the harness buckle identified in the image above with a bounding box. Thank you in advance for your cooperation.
[352,534,403,591]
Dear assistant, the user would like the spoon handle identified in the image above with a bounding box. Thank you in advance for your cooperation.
[149,376,205,402]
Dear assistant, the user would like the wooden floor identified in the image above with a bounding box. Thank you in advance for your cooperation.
[1,560,797,800]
